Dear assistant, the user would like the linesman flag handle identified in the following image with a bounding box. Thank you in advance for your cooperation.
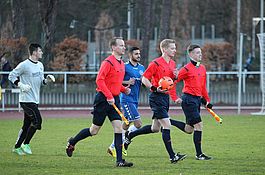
[112,104,129,125]
[206,108,223,124]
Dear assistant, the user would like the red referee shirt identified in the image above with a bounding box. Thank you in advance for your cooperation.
[143,56,178,101]
[176,62,210,102]
[96,55,126,100]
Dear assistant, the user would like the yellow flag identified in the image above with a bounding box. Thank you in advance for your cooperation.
[0,86,2,101]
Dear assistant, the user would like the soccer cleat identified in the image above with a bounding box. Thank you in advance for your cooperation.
[196,153,212,160]
[12,147,26,156]
[107,146,116,158]
[170,153,187,163]
[123,131,131,150]
[66,137,75,157]
[21,144,32,154]
[116,159,133,167]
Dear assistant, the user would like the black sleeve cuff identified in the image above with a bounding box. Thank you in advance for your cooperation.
[150,86,157,92]
[14,80,19,86]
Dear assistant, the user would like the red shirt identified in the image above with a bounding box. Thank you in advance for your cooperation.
[176,62,210,102]
[96,55,126,100]
[143,57,178,101]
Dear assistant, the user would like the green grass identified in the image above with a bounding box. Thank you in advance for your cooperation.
[0,114,265,175]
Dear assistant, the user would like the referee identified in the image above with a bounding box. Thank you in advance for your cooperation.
[171,44,213,160]
[66,37,133,167]
[124,39,186,164]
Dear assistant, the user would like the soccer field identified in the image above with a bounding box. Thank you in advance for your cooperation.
[0,114,265,175]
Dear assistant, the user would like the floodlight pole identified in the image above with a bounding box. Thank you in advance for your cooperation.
[238,33,244,114]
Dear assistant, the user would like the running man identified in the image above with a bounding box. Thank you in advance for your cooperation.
[66,37,133,167]
[107,47,145,157]
[8,43,55,155]
[170,44,213,160]
[124,39,186,164]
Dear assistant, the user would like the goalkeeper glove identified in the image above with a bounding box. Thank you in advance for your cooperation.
[45,74,55,83]
[18,82,31,92]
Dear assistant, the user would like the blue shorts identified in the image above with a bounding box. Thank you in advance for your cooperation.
[149,92,169,119]
[181,93,202,125]
[121,102,140,122]
[92,92,121,126]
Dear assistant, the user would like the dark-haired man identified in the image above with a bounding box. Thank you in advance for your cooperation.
[170,44,213,160]
[8,43,55,155]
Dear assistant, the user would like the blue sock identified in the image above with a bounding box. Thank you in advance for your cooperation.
[193,131,202,156]
[71,128,91,145]
[114,133,123,162]
[129,125,153,140]
[170,119,186,132]
[162,129,175,159]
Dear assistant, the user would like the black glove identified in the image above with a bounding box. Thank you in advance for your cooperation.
[206,103,213,109]
[150,86,158,92]
[201,98,207,105]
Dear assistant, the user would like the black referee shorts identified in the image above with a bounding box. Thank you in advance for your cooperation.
[149,92,170,119]
[181,93,202,125]
[92,92,121,126]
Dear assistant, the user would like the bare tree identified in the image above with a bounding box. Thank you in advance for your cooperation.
[95,11,114,67]
[11,0,25,38]
[141,0,152,67]
[158,0,172,41]
[38,0,58,67]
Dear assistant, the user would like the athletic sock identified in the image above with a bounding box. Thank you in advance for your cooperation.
[170,119,186,132]
[162,129,175,159]
[114,133,123,162]
[193,130,202,156]
[24,126,37,144]
[71,128,91,145]
[128,125,153,140]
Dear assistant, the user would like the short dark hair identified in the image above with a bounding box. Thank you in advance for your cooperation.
[109,37,123,49]
[128,46,140,54]
[187,44,200,53]
[28,43,42,55]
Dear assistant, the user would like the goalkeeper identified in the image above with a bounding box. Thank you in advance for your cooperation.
[8,43,55,156]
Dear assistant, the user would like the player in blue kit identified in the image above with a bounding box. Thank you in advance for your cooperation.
[107,47,145,158]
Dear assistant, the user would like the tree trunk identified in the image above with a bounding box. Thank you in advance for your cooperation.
[158,0,172,41]
[11,0,25,38]
[142,0,152,67]
[38,0,58,68]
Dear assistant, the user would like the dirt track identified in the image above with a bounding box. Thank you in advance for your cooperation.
[0,106,262,119]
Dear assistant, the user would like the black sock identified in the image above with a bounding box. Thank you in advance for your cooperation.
[162,129,175,159]
[71,128,92,145]
[114,133,123,163]
[129,125,153,140]
[193,131,202,156]
[170,119,186,132]
[24,126,37,144]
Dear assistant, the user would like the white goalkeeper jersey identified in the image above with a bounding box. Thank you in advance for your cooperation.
[8,59,45,104]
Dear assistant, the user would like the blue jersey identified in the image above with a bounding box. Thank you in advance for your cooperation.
[120,62,145,103]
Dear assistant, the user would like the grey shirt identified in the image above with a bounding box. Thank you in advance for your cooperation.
[8,59,45,104]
